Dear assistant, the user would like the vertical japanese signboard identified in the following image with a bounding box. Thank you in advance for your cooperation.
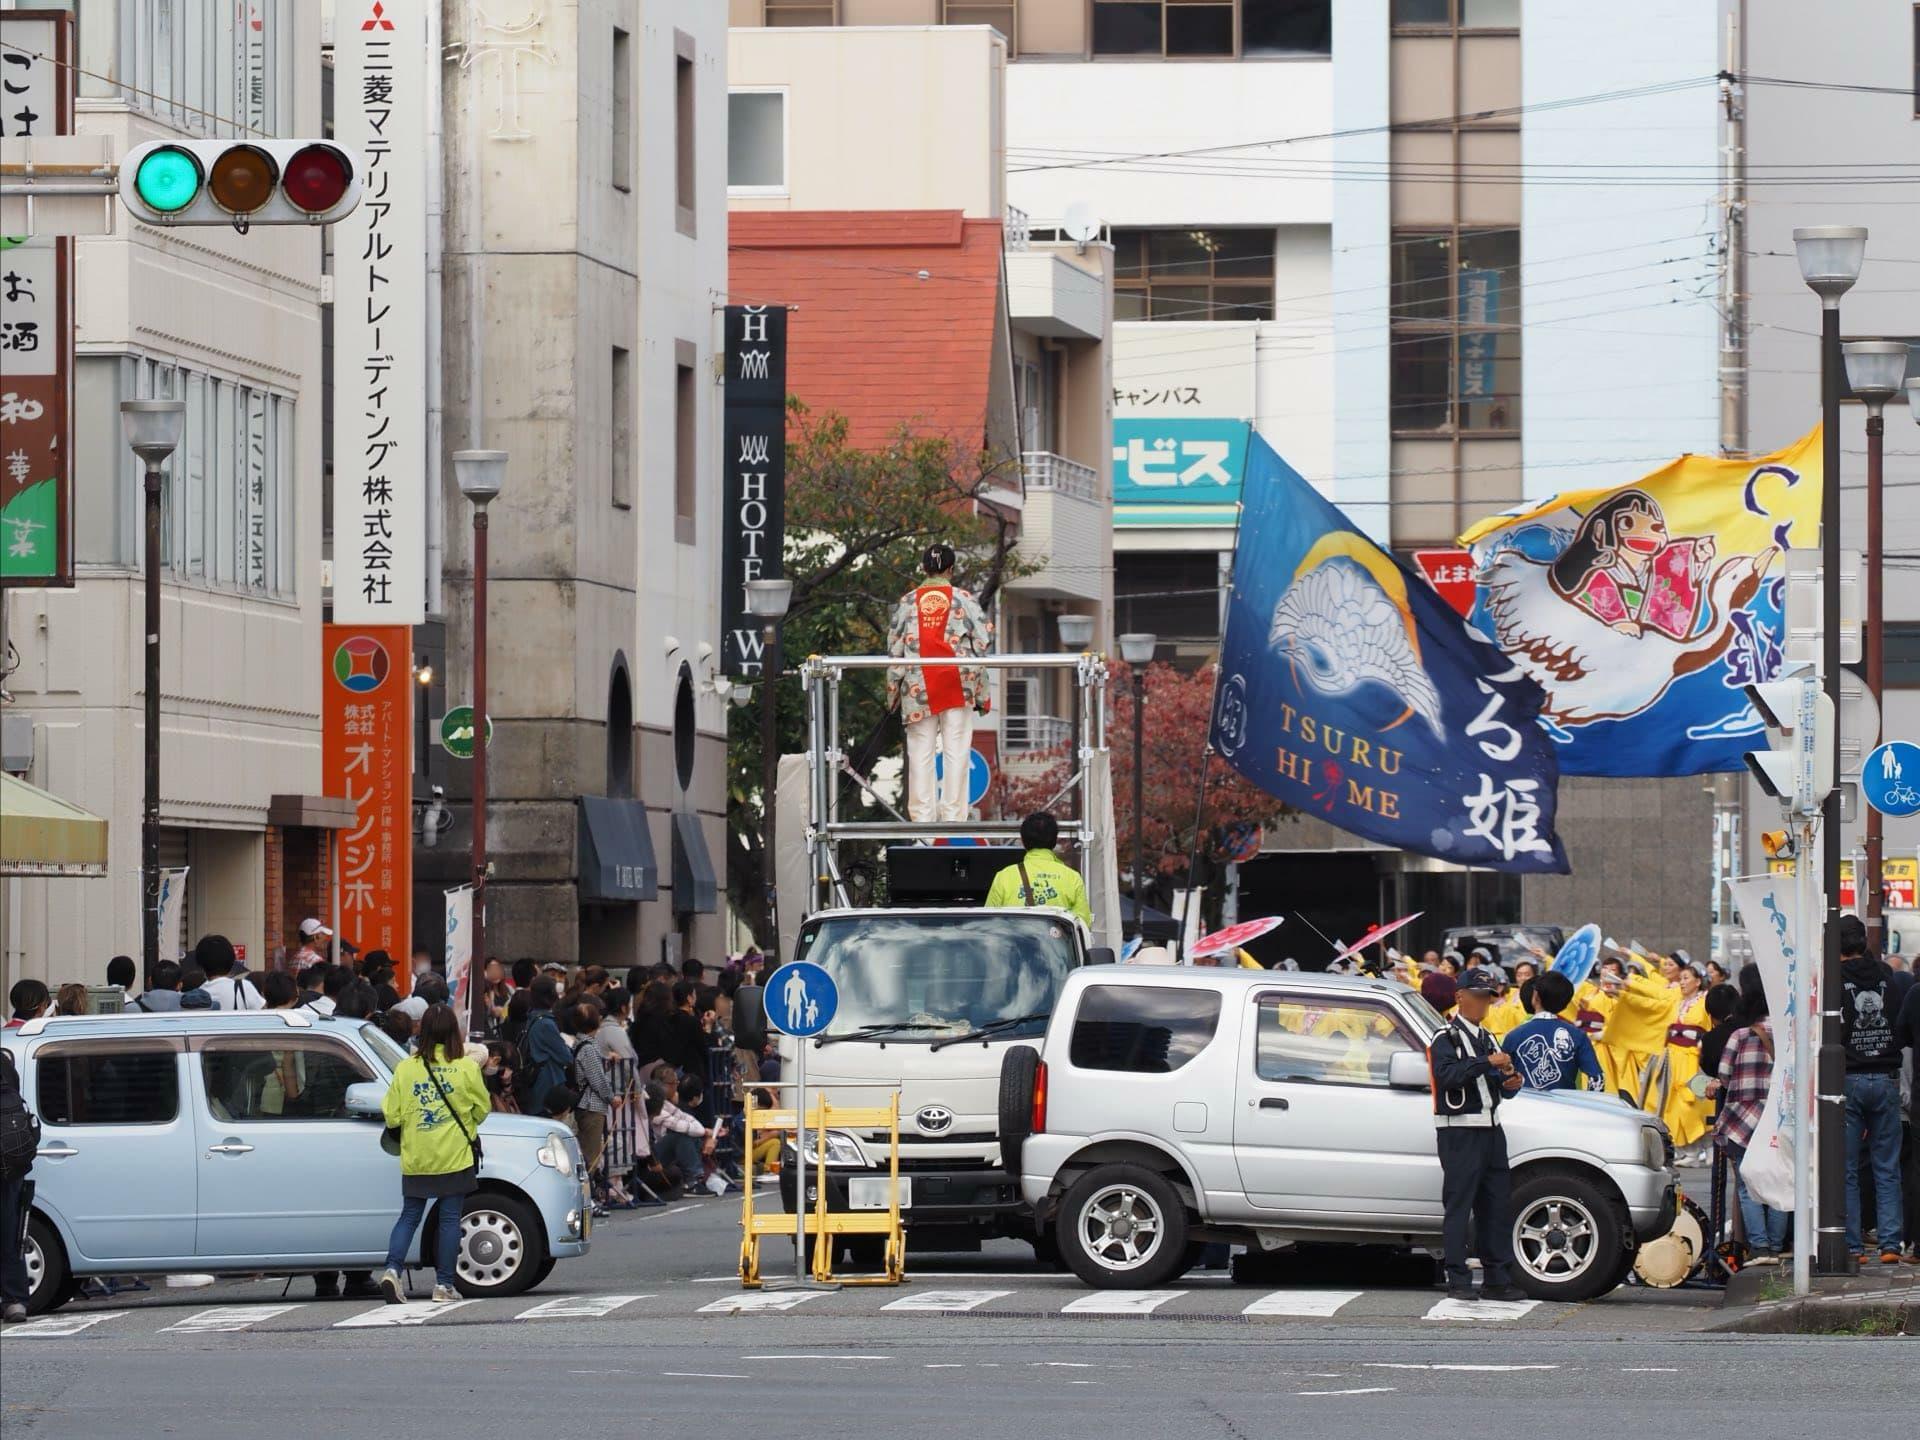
[720,304,787,676]
[322,625,414,961]
[0,11,73,588]
[332,1,426,623]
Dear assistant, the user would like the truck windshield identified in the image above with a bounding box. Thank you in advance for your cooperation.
[798,913,1078,1042]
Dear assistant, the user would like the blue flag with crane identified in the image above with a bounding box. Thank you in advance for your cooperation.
[1209,434,1568,874]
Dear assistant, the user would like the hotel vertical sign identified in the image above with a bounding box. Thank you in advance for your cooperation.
[720,304,787,676]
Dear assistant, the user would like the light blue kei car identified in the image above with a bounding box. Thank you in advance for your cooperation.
[3,1009,592,1314]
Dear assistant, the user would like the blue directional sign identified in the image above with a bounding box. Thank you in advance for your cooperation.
[766,961,838,1038]
[933,747,993,808]
[1863,741,1920,818]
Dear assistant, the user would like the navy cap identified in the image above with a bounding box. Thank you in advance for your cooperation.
[1458,966,1503,995]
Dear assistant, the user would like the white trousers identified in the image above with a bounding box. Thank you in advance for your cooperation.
[905,706,974,823]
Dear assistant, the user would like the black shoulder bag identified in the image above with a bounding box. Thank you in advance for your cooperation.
[423,1057,484,1167]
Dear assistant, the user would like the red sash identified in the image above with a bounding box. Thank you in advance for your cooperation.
[1666,1024,1703,1049]
[915,584,965,714]
[1575,1008,1606,1037]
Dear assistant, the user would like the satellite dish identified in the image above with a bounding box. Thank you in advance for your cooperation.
[1062,200,1100,245]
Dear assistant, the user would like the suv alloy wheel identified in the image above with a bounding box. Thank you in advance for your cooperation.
[1057,1163,1191,1289]
[1507,1167,1629,1303]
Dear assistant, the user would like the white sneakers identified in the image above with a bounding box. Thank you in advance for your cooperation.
[377,1268,405,1305]
[431,1284,460,1303]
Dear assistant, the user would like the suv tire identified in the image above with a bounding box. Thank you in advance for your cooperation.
[1057,1163,1190,1289]
[997,1045,1041,1175]
[1507,1167,1627,1303]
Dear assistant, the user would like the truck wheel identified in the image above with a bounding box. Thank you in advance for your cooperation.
[1508,1168,1627,1304]
[1058,1163,1190,1289]
[997,1045,1041,1175]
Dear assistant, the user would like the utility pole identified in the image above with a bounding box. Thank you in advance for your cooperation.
[1717,12,1748,459]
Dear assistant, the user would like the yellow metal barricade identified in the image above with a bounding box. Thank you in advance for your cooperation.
[738,1089,906,1287]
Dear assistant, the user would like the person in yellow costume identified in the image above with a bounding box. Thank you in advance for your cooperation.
[1575,961,1625,1094]
[1659,963,1711,1149]
[1310,1005,1402,1084]
[1598,955,1674,1110]
[1483,969,1527,1041]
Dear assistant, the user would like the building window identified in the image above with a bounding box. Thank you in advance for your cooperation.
[1886,623,1920,687]
[611,346,633,509]
[1392,0,1519,28]
[728,89,787,194]
[1113,227,1275,321]
[943,4,1017,45]
[107,0,298,135]
[1389,228,1521,434]
[612,27,633,193]
[765,0,836,23]
[1091,2,1330,59]
[674,32,696,238]
[674,343,697,546]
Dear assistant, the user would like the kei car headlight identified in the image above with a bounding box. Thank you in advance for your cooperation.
[1640,1126,1669,1171]
[785,1129,870,1167]
[537,1130,575,1172]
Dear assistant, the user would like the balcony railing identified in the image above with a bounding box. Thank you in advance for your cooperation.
[1022,450,1100,503]
[1004,205,1031,252]
[1004,714,1071,754]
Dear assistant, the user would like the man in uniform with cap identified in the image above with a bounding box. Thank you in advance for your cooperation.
[1428,965,1525,1302]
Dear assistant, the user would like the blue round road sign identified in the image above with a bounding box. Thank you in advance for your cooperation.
[766,961,838,1038]
[933,747,993,808]
[1863,741,1920,818]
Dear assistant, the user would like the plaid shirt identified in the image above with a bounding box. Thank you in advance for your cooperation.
[1714,1019,1773,1150]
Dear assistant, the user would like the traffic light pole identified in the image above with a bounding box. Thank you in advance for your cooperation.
[1816,305,1848,1277]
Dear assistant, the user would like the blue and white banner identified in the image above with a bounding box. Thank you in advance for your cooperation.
[1211,435,1568,873]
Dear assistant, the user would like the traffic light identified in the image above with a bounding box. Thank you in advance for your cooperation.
[1744,666,1833,813]
[120,140,360,228]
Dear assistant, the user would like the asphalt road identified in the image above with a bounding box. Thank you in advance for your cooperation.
[3,1193,1904,1439]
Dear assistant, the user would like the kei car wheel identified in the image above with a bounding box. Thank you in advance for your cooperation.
[23,1213,72,1315]
[452,1193,549,1298]
[1508,1168,1627,1303]
[1058,1164,1190,1289]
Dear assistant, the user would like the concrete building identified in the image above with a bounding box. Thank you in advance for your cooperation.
[2,1,333,986]
[413,0,732,970]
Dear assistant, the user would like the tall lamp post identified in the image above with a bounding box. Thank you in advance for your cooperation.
[1118,633,1156,931]
[744,578,793,945]
[120,400,185,990]
[454,450,506,1032]
[1841,340,1906,946]
[1792,225,1866,1279]
[1057,613,1094,824]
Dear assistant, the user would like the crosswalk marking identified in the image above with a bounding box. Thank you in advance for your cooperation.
[2,1311,127,1338]
[1240,1289,1362,1318]
[882,1289,1011,1313]
[697,1290,822,1314]
[516,1295,652,1320]
[1059,1290,1185,1315]
[162,1305,303,1334]
[334,1300,476,1328]
[1422,1297,1540,1322]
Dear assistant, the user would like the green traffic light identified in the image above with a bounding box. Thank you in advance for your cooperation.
[134,147,202,213]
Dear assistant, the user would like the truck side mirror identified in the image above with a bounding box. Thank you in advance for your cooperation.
[733,984,767,1052]
[1088,947,1116,966]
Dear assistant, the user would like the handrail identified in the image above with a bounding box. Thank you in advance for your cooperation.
[801,652,1107,672]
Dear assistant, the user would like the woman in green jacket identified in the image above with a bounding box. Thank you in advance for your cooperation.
[378,1004,491,1303]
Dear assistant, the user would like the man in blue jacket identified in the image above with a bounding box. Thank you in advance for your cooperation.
[1428,966,1525,1302]
[1502,972,1604,1092]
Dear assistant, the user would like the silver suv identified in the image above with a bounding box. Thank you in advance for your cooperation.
[1001,967,1677,1302]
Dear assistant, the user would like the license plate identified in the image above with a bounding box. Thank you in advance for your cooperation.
[848,1176,910,1211]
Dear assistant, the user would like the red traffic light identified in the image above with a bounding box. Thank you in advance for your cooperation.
[282,145,353,215]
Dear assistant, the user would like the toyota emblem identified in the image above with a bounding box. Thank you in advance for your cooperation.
[915,1105,955,1135]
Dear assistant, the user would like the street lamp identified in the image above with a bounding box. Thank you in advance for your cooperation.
[454,449,506,1032]
[1842,339,1907,947]
[1118,633,1156,932]
[1792,224,1866,1285]
[120,399,185,991]
[744,577,793,946]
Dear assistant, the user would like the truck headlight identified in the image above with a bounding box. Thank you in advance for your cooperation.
[784,1130,870,1168]
[1640,1126,1669,1171]
[537,1130,575,1172]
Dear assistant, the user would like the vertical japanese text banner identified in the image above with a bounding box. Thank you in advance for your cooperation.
[323,625,414,960]
[720,304,787,676]
[0,11,74,587]
[332,0,427,623]
[445,884,473,1014]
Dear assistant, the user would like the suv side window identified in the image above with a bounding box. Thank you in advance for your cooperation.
[202,1041,375,1121]
[1069,984,1222,1074]
[36,1045,180,1125]
[1255,996,1418,1088]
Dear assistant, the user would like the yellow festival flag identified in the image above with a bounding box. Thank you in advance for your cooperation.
[1458,427,1822,776]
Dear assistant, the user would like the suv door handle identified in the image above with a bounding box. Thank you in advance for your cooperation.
[206,1142,255,1156]
[1258,1097,1289,1111]
[36,1143,78,1158]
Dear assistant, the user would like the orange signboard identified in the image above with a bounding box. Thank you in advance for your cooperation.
[322,624,413,966]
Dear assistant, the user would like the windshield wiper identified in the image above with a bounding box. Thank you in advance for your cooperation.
[814,1022,949,1048]
[927,1012,1048,1052]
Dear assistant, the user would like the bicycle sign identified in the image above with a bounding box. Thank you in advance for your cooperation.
[1863,741,1920,818]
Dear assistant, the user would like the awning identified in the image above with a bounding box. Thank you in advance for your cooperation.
[1,772,108,877]
[671,811,717,917]
[1119,895,1181,943]
[578,796,657,903]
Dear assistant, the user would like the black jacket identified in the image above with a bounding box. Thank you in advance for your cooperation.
[1840,954,1900,1073]
[1427,1016,1508,1124]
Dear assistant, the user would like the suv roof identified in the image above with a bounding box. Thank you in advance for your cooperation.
[6,1010,327,1040]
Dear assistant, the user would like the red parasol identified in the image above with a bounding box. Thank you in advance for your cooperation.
[1190,915,1285,960]
[1327,912,1424,968]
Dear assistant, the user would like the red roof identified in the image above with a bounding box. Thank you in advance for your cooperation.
[729,210,1006,452]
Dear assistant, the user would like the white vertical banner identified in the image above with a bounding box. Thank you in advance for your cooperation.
[445,883,474,1015]
[157,868,190,963]
[1726,874,1801,1211]
[332,0,427,623]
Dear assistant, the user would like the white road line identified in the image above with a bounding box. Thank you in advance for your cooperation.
[1298,1388,1395,1397]
[882,1289,1011,1313]
[162,1305,303,1334]
[1365,1362,1558,1372]
[516,1295,652,1320]
[334,1300,477,1328]
[925,1364,966,1369]
[663,1372,751,1379]
[1422,1297,1541,1323]
[659,1205,700,1217]
[741,1354,891,1361]
[2,1311,127,1338]
[1241,1290,1362,1318]
[1623,1367,1680,1373]
[697,1291,822,1314]
[1060,1290,1185,1315]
